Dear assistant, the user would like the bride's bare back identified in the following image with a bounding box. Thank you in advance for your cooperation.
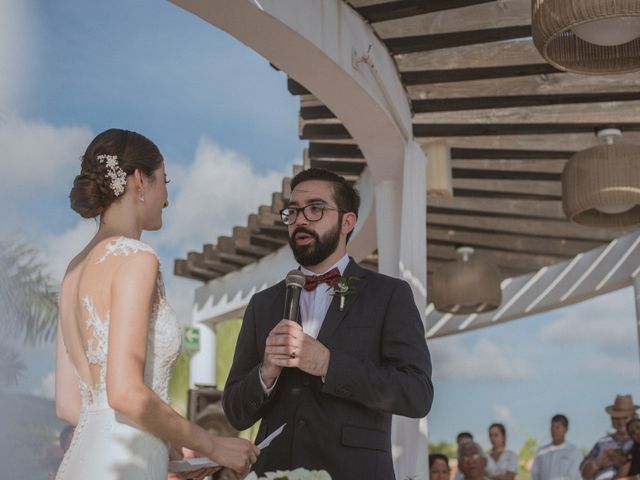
[58,237,163,407]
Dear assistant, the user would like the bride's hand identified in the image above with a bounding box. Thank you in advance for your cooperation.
[206,436,260,474]
[168,446,222,480]
[169,443,184,461]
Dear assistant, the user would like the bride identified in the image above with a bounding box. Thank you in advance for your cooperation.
[55,129,259,479]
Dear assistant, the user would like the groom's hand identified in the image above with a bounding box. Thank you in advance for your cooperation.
[260,319,289,387]
[266,320,330,377]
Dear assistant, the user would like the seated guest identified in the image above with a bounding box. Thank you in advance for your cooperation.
[581,395,638,480]
[458,441,488,480]
[617,417,640,479]
[486,423,519,480]
[430,453,451,480]
[531,414,582,480]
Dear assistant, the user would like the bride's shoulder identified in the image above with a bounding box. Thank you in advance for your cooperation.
[95,236,160,264]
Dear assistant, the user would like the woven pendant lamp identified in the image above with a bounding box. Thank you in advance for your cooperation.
[562,128,640,227]
[532,0,640,74]
[432,247,502,314]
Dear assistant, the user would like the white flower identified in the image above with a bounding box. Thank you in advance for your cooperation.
[245,468,332,480]
[97,153,127,197]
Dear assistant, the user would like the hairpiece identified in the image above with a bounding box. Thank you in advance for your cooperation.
[97,154,127,197]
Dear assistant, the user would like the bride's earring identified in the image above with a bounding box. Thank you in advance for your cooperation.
[139,191,145,203]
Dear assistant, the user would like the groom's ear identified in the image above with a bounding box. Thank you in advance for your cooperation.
[341,211,357,236]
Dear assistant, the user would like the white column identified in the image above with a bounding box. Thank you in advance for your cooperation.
[633,275,640,368]
[189,320,217,388]
[393,141,429,480]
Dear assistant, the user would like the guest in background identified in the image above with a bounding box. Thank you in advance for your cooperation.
[454,433,474,480]
[581,394,638,480]
[458,441,488,480]
[430,453,451,480]
[457,432,474,445]
[486,423,518,480]
[531,414,581,480]
[617,417,640,479]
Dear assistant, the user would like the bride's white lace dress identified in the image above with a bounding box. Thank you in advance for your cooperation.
[56,238,182,480]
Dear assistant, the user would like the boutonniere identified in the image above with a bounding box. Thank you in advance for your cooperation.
[331,275,359,311]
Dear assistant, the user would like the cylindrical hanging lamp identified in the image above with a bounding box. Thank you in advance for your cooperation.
[562,128,640,228]
[426,139,453,199]
[432,247,502,314]
[532,0,640,74]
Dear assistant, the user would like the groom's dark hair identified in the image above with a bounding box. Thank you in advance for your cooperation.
[289,168,360,242]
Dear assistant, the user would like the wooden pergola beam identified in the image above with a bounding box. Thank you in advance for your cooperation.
[427,196,565,220]
[427,226,597,258]
[384,25,531,55]
[350,0,496,23]
[412,92,640,113]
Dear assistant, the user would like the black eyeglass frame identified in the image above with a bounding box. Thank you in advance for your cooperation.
[279,203,343,225]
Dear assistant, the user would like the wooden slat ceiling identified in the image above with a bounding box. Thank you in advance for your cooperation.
[175,0,638,293]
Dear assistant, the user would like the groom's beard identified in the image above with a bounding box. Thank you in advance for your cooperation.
[289,219,341,267]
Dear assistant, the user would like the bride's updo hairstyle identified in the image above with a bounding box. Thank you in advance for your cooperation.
[70,128,163,218]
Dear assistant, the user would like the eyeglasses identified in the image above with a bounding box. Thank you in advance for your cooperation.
[279,203,342,225]
[460,454,482,462]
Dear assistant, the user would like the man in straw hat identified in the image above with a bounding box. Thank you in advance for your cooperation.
[580,394,639,480]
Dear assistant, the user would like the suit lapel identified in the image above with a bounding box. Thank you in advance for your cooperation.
[317,259,370,344]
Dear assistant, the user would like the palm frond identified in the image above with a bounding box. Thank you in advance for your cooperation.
[0,237,59,345]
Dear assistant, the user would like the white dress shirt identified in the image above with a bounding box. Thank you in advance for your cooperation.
[299,254,350,339]
[259,254,350,394]
[531,442,582,480]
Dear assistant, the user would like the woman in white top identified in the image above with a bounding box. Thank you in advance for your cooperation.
[55,128,260,479]
[486,423,519,480]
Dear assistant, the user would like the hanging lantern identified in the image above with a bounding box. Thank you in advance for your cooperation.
[532,0,640,74]
[426,139,453,198]
[562,128,640,228]
[432,247,502,314]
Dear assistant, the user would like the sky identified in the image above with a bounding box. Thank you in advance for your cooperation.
[1,0,639,457]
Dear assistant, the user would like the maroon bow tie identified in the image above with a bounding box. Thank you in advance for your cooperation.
[303,267,341,291]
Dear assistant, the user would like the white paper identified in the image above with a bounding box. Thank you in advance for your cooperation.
[168,423,286,474]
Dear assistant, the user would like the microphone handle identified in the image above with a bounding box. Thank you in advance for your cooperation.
[283,285,302,324]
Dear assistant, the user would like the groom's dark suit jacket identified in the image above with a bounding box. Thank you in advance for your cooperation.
[222,259,433,480]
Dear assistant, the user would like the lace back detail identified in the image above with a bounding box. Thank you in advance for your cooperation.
[96,237,160,265]
[71,237,180,409]
[78,296,109,407]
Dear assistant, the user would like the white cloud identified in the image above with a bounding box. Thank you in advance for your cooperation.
[493,404,514,424]
[31,371,55,400]
[0,114,94,195]
[158,137,288,253]
[539,288,636,352]
[430,336,532,381]
[539,288,640,381]
[0,0,37,112]
[41,219,97,282]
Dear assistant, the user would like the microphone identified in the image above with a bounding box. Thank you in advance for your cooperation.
[284,270,306,324]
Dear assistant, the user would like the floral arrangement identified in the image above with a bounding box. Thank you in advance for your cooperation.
[245,468,331,480]
[332,275,359,311]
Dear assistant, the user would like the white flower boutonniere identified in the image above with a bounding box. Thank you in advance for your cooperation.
[245,468,332,479]
[332,275,359,311]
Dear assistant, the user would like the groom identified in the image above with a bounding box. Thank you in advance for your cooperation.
[222,168,433,479]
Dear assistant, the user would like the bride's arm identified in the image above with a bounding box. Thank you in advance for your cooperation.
[55,317,82,425]
[106,252,258,473]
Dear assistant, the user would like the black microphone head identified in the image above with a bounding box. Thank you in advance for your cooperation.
[285,270,306,289]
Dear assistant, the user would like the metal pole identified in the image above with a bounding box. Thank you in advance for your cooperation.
[632,275,640,371]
